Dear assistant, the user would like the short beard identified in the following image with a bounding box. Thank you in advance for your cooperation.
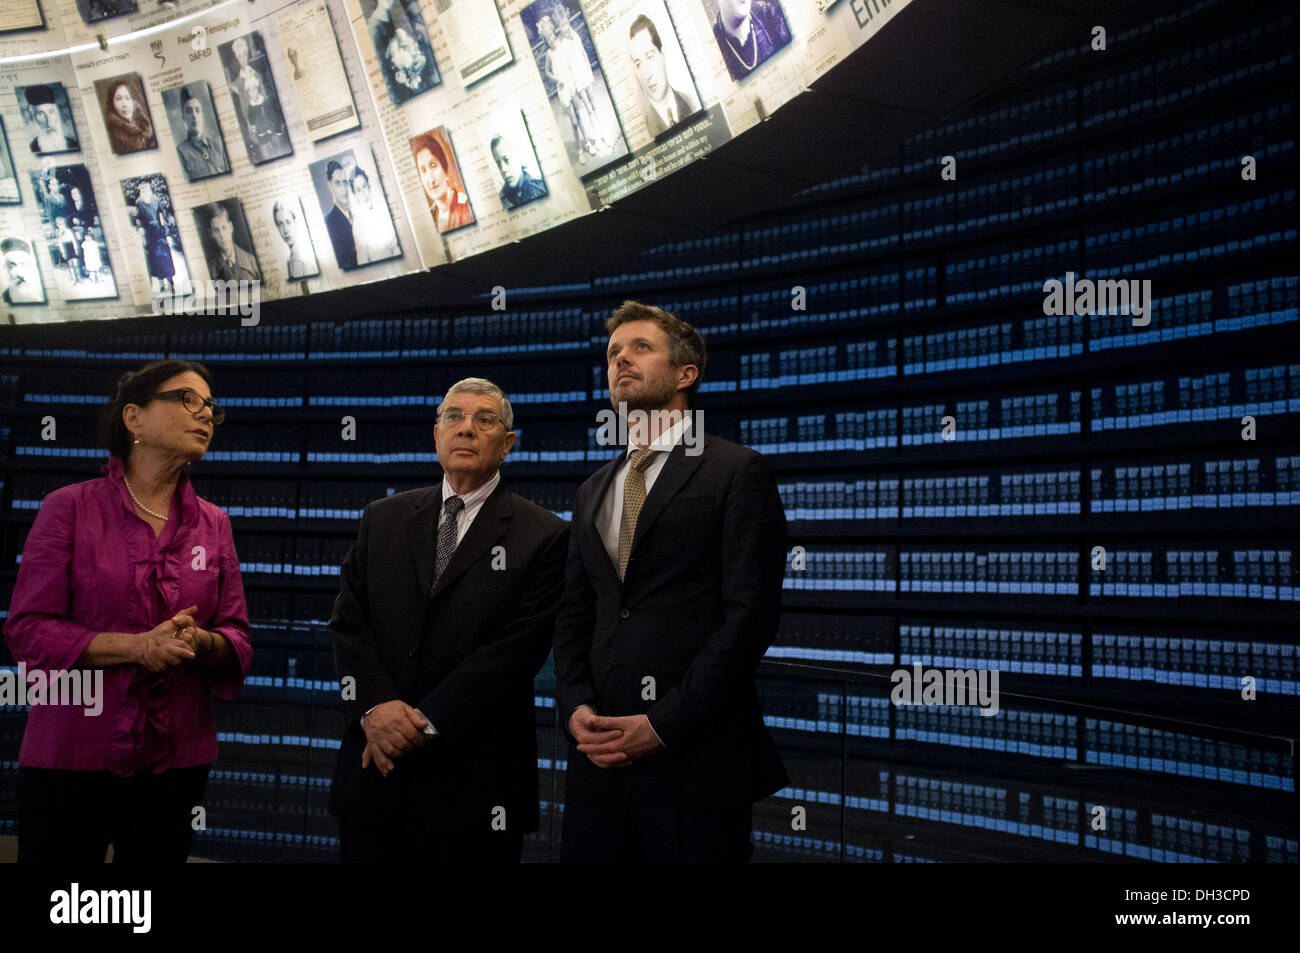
[610,370,678,412]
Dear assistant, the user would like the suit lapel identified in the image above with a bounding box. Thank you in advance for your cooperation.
[406,485,442,600]
[428,481,513,599]
[630,435,706,556]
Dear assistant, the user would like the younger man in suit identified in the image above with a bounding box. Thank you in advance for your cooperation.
[553,301,789,862]
[203,203,260,282]
[323,160,358,270]
[628,15,698,137]
[329,377,569,862]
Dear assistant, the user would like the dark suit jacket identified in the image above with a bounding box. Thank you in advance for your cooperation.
[328,479,569,835]
[325,204,357,270]
[644,88,696,138]
[207,244,260,282]
[553,432,789,809]
[30,134,77,154]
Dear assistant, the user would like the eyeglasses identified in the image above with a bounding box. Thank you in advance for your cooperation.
[151,388,225,425]
[437,408,505,431]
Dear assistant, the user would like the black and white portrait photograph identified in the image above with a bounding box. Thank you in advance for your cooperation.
[0,237,46,305]
[479,110,549,212]
[32,164,97,232]
[521,0,628,171]
[192,198,262,282]
[121,173,191,296]
[17,83,79,156]
[161,81,231,181]
[702,0,792,82]
[218,31,293,165]
[0,118,19,203]
[360,0,441,105]
[75,0,138,25]
[625,2,701,139]
[27,164,117,301]
[308,149,401,271]
[93,73,157,156]
[271,194,319,280]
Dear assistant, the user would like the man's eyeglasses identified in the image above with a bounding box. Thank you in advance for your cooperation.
[437,408,505,431]
[151,388,225,425]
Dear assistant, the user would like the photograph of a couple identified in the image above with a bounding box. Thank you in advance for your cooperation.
[308,148,402,271]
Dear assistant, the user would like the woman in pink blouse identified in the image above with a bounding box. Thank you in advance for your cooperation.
[4,360,252,863]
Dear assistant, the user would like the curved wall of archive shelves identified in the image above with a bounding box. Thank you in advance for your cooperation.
[0,0,1296,863]
[0,0,1112,323]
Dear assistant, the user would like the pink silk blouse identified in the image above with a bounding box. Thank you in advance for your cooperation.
[4,456,252,775]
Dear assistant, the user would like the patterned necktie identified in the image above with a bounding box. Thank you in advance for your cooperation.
[433,495,465,587]
[617,448,658,581]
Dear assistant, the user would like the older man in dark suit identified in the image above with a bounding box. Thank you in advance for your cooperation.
[553,300,789,862]
[329,377,569,862]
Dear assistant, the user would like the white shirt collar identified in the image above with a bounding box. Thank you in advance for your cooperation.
[440,468,500,510]
[625,412,692,457]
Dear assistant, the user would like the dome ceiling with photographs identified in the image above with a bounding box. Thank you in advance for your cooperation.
[0,0,910,320]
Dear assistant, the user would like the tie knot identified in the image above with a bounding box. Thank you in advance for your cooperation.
[630,448,657,472]
[444,495,464,514]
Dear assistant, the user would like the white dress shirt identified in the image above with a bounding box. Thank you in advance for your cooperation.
[586,416,689,747]
[597,413,692,571]
[364,469,501,737]
[437,468,500,547]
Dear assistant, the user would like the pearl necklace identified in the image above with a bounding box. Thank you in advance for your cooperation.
[724,21,758,71]
[123,475,168,521]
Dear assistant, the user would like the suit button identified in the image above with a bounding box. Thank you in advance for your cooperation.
[619,608,630,619]
[408,649,416,658]
[605,661,613,671]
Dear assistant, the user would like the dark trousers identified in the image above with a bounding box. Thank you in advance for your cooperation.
[19,764,210,864]
[560,783,754,863]
[338,818,525,864]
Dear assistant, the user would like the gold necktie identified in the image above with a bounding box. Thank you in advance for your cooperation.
[617,448,657,581]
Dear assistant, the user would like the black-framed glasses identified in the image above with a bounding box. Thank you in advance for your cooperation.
[437,408,505,431]
[151,388,225,425]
